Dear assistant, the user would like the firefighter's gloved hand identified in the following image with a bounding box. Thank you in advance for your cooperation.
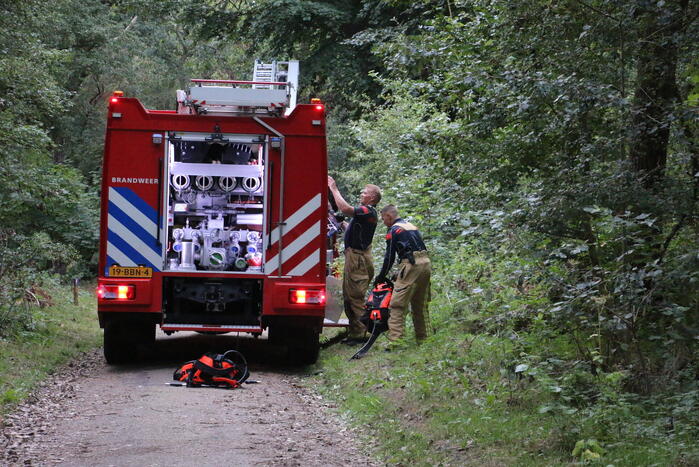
[373,276,386,287]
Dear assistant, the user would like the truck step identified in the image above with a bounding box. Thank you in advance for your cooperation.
[323,318,349,328]
[161,323,263,333]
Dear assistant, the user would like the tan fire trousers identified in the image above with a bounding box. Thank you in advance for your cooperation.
[343,247,374,338]
[387,251,431,342]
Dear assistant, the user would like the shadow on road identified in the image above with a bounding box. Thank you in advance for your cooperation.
[106,329,349,376]
[149,331,289,370]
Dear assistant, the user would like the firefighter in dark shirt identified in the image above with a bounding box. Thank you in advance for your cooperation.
[328,176,381,344]
[375,204,431,344]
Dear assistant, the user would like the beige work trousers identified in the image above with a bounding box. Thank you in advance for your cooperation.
[343,247,374,338]
[387,251,431,342]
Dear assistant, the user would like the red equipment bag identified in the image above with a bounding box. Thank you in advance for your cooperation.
[174,350,249,389]
[351,281,393,360]
[359,281,393,334]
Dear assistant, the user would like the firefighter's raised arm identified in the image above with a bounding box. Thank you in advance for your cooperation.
[327,176,355,217]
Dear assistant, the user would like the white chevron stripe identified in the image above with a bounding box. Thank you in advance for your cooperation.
[269,194,321,245]
[265,221,320,274]
[108,187,158,235]
[106,242,136,267]
[287,249,320,276]
[107,214,163,267]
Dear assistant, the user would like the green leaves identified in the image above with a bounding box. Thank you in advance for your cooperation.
[572,438,605,461]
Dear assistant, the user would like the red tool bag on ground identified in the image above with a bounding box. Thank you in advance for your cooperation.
[174,350,249,388]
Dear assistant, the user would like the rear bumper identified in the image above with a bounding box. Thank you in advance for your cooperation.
[97,275,328,328]
[160,323,263,333]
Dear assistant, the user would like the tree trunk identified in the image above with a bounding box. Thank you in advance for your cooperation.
[629,1,686,188]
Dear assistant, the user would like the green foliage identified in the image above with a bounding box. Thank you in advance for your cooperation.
[41,0,251,180]
[0,2,89,334]
[0,0,251,334]
[572,439,605,462]
[334,0,699,382]
[315,326,699,464]
[308,2,699,462]
[0,233,80,335]
[174,0,451,116]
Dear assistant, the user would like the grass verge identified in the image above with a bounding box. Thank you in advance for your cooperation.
[311,326,699,466]
[0,281,101,415]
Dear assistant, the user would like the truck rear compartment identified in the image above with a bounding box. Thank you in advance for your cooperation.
[162,277,262,327]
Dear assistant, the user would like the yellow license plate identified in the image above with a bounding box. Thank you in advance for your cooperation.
[109,265,153,278]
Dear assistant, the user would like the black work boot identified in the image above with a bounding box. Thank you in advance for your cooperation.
[341,337,365,346]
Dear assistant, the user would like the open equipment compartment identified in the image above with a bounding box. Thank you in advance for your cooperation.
[163,131,268,274]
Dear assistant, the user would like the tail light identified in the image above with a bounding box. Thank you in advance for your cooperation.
[310,97,324,111]
[97,284,135,300]
[289,289,326,305]
[110,90,124,104]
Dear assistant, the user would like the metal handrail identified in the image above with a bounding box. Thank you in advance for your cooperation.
[191,79,288,86]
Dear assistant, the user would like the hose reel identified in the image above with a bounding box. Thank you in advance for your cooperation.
[195,176,214,191]
[241,177,262,193]
[218,176,237,192]
[172,174,190,191]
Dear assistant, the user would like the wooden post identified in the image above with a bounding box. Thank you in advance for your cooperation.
[73,278,79,306]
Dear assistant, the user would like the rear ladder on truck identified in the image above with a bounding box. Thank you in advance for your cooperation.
[177,60,299,117]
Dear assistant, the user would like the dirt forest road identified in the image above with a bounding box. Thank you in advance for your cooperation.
[1,332,377,466]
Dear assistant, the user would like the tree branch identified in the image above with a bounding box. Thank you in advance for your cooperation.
[112,15,138,41]
[572,0,619,22]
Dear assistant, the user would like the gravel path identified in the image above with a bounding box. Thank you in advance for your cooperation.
[0,332,377,466]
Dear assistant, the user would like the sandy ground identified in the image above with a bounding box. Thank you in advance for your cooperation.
[0,331,377,466]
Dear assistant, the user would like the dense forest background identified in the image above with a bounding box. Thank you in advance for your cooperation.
[1,0,697,463]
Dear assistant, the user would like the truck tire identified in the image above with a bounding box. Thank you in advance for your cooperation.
[104,319,155,364]
[104,322,129,364]
[267,322,321,365]
[286,327,321,366]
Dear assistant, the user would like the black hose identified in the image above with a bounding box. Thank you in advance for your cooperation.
[350,320,381,360]
[223,349,249,384]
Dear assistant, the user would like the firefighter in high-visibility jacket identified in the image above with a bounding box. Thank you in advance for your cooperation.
[375,204,431,344]
[328,176,382,344]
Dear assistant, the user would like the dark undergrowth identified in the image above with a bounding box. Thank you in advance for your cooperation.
[310,244,699,466]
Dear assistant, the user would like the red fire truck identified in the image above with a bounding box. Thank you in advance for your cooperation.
[97,61,339,364]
